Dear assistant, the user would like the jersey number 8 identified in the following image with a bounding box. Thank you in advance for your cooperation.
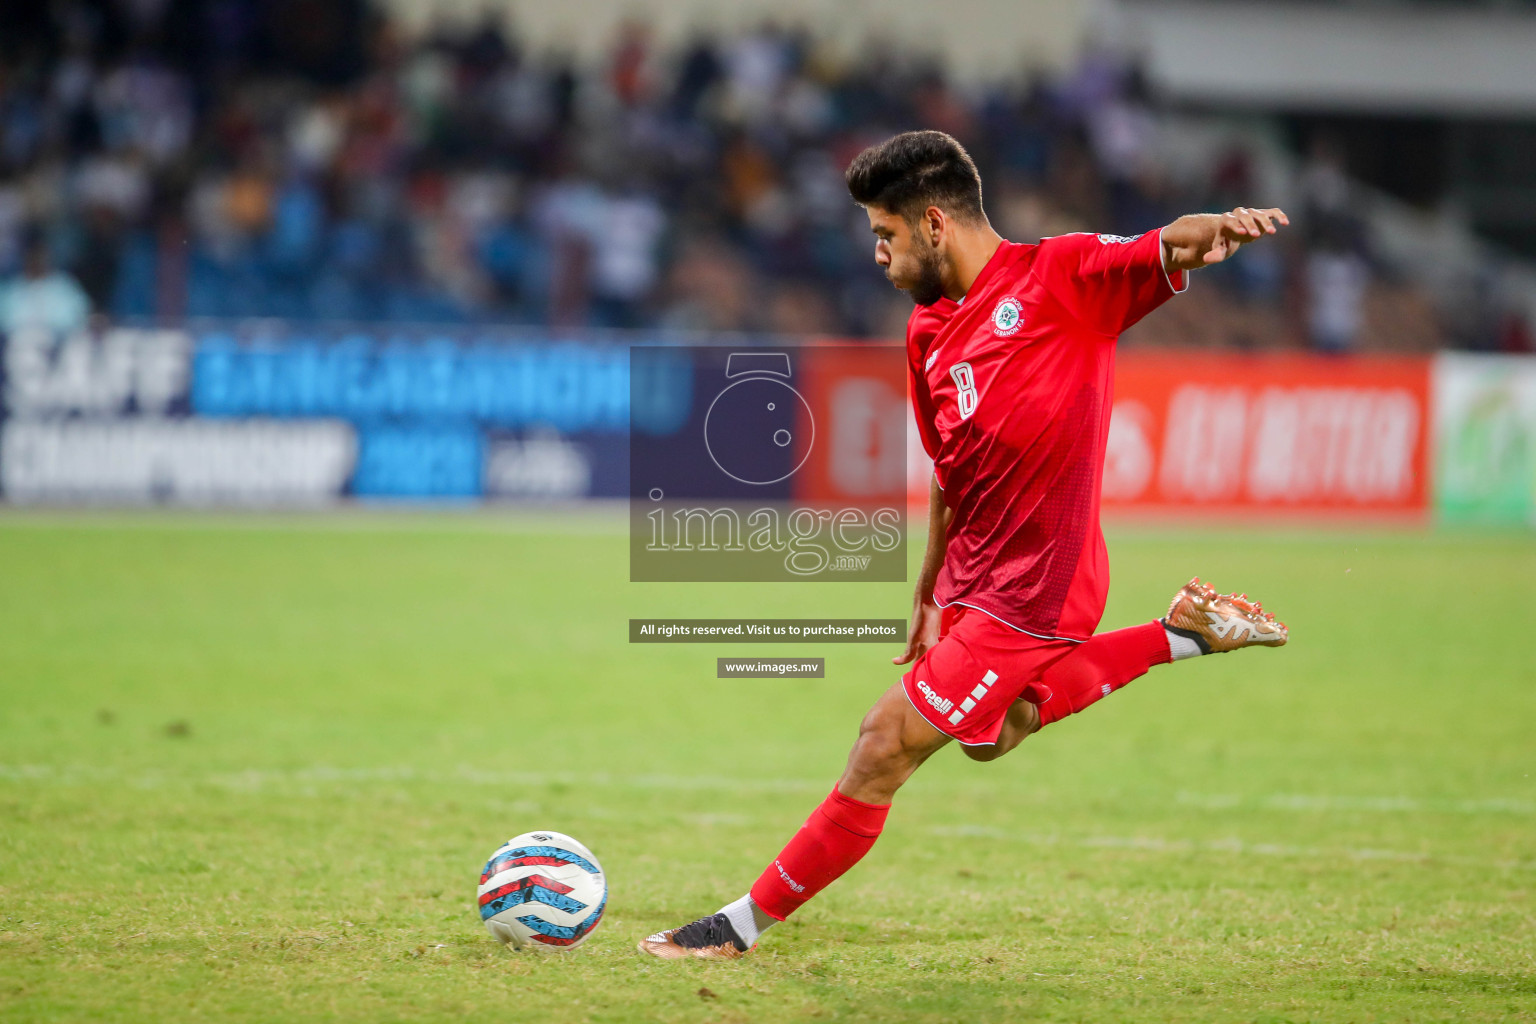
[949,362,978,420]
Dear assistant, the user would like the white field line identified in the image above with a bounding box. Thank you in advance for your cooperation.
[6,763,1531,872]
[1175,790,1536,816]
[0,763,827,795]
[929,824,1536,873]
[3,765,1533,817]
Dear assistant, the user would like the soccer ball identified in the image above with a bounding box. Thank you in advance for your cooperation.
[476,831,607,951]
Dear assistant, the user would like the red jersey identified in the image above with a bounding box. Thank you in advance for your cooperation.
[908,229,1186,641]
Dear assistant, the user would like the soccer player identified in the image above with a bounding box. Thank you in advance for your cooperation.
[639,130,1289,959]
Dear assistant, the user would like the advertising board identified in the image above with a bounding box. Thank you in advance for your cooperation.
[0,323,630,503]
[907,351,1433,521]
[11,327,1529,529]
[1433,353,1536,526]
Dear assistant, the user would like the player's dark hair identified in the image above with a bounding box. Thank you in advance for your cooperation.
[845,130,985,225]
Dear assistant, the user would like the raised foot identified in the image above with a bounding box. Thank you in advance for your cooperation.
[1165,577,1288,654]
[637,913,751,960]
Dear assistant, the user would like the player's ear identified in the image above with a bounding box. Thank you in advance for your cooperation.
[924,206,945,248]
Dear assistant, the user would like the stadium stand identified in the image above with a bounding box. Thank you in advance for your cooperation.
[0,0,1530,350]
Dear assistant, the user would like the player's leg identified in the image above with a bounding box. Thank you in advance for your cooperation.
[1030,620,1174,728]
[960,698,1040,762]
[637,683,948,959]
[959,620,1166,761]
[834,680,952,802]
[962,579,1289,760]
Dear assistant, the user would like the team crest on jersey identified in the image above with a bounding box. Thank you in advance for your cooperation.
[1097,233,1143,245]
[991,296,1023,337]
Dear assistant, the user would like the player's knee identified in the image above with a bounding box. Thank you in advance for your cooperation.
[961,742,1007,762]
[844,709,918,790]
[849,718,909,778]
[960,714,1035,763]
[962,703,1040,763]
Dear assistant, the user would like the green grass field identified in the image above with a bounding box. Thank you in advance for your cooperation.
[2,511,1533,1023]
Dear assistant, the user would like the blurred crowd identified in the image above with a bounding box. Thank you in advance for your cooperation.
[0,0,1528,351]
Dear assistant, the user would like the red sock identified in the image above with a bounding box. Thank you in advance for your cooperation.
[1035,621,1171,727]
[748,787,890,921]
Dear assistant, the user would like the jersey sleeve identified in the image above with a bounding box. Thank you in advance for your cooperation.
[906,309,946,487]
[1039,230,1187,335]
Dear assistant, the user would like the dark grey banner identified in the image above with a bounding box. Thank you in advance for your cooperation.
[629,619,905,643]
[629,344,908,582]
[716,658,826,678]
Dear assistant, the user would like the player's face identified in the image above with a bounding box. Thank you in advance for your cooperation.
[866,205,945,307]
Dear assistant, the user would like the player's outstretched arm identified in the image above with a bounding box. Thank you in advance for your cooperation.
[1160,207,1289,273]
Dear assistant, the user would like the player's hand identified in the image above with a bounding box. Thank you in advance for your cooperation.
[1203,207,1289,265]
[893,596,942,666]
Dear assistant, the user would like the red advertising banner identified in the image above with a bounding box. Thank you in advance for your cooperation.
[908,352,1432,521]
[791,343,908,507]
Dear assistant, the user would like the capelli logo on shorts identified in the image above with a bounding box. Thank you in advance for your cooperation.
[916,679,953,715]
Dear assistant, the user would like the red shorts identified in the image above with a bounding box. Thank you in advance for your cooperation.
[900,605,1078,746]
